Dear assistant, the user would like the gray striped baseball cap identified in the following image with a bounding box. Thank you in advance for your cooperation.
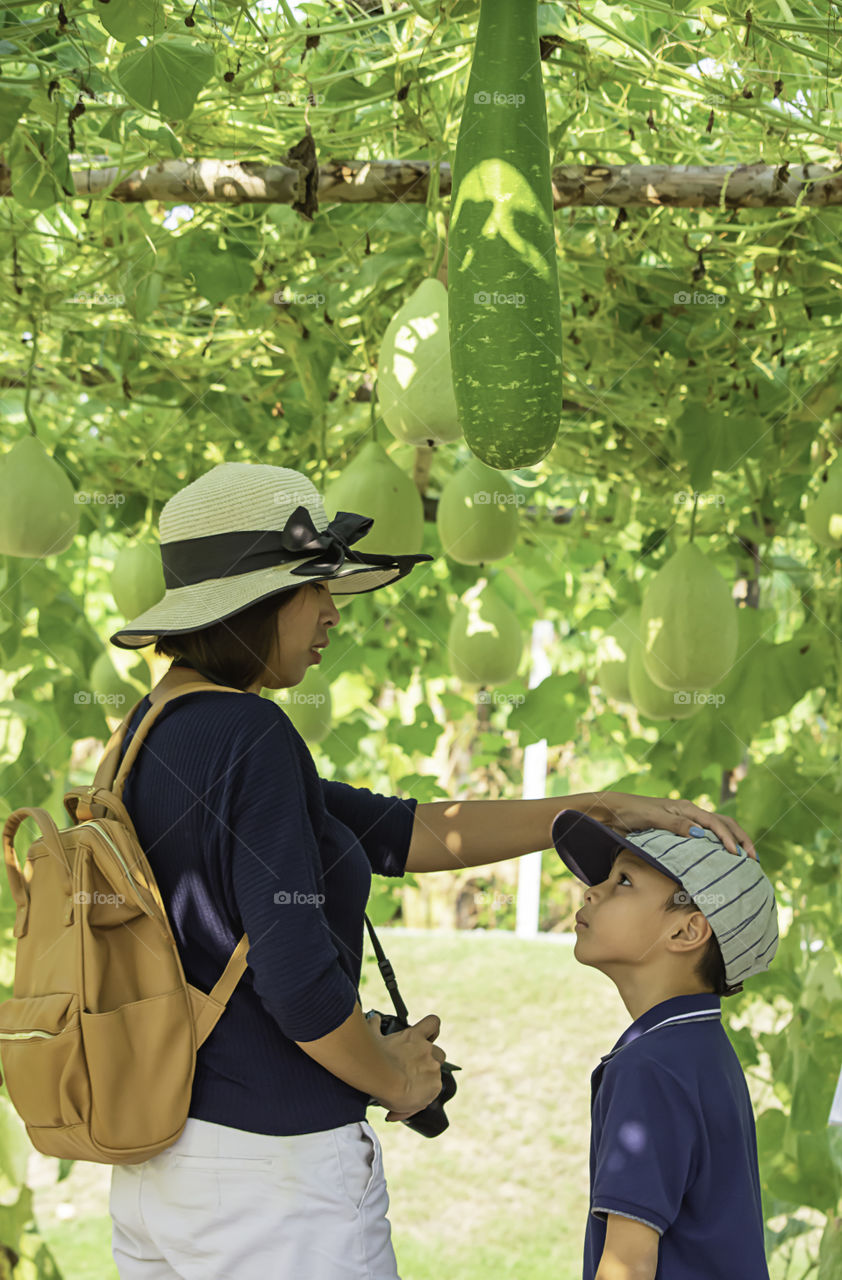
[551,810,779,989]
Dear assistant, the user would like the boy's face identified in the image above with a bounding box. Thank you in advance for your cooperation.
[574,846,704,979]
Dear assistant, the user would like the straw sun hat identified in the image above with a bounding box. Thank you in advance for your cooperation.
[109,462,433,650]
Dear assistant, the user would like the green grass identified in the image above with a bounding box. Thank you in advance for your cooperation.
[28,931,823,1279]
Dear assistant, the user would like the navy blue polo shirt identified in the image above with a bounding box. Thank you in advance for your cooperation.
[584,992,769,1280]
[114,688,418,1137]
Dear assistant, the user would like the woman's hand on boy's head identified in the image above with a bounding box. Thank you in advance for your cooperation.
[597,792,758,860]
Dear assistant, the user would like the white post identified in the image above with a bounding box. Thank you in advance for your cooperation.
[515,619,554,939]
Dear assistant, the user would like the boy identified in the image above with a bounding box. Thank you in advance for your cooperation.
[552,811,778,1280]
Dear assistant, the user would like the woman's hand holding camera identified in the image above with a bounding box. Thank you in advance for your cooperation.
[366,1012,447,1122]
[295,1004,446,1122]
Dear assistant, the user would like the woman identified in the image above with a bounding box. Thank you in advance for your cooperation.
[106,460,757,1279]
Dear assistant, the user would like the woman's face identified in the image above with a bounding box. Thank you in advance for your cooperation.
[252,580,340,693]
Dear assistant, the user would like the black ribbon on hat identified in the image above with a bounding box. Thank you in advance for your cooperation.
[161,505,377,589]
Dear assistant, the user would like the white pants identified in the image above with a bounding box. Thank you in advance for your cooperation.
[109,1117,400,1279]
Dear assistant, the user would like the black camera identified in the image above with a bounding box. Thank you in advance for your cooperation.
[365,1009,460,1138]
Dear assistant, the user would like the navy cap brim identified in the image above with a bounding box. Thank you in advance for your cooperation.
[551,809,683,886]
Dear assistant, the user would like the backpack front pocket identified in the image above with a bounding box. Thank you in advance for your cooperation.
[80,987,195,1151]
[0,991,87,1128]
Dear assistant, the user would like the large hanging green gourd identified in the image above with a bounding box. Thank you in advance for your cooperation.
[0,435,79,558]
[622,608,705,721]
[376,278,462,448]
[628,640,705,722]
[448,0,563,469]
[436,454,519,564]
[322,440,425,556]
[111,541,166,620]
[447,579,522,686]
[595,606,640,705]
[639,542,738,692]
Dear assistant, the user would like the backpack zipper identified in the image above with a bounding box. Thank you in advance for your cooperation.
[76,820,146,898]
[0,1029,57,1040]
[0,999,78,1042]
[75,821,159,924]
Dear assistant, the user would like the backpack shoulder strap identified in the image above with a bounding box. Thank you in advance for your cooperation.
[63,680,251,1029]
[190,933,252,1047]
[65,681,244,823]
[110,681,245,800]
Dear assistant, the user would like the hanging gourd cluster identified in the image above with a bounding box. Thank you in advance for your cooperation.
[2,1,841,745]
[324,0,565,701]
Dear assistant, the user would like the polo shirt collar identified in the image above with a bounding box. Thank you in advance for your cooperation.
[602,992,722,1064]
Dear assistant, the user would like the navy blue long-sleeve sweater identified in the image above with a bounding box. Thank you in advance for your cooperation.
[115,687,418,1136]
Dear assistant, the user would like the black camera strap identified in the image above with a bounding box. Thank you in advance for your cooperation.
[363,913,409,1023]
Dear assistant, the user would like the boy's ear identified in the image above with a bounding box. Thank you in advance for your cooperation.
[667,910,712,949]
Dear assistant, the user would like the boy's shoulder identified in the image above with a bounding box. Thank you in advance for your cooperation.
[599,1007,747,1103]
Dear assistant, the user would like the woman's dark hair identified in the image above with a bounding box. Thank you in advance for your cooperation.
[153,587,303,691]
[663,889,738,997]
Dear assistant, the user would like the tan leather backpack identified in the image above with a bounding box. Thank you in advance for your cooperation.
[0,681,250,1165]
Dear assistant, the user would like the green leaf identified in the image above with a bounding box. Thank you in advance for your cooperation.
[762,625,834,720]
[117,35,215,120]
[708,608,833,744]
[131,113,183,156]
[508,673,582,747]
[36,594,100,679]
[361,644,391,684]
[394,772,449,803]
[176,232,254,306]
[736,757,834,876]
[0,85,30,143]
[319,715,370,771]
[436,691,475,721]
[7,125,73,211]
[98,0,166,41]
[676,709,746,779]
[791,1055,838,1132]
[391,702,441,757]
[677,402,770,491]
[790,1130,840,1213]
[122,266,165,323]
[365,877,402,926]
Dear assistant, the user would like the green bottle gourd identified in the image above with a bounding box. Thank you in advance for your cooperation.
[111,541,166,621]
[639,542,738,692]
[0,435,79,558]
[322,440,424,556]
[448,0,563,469]
[595,606,639,705]
[447,579,523,686]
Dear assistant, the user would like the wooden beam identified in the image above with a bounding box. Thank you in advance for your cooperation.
[1,158,840,208]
